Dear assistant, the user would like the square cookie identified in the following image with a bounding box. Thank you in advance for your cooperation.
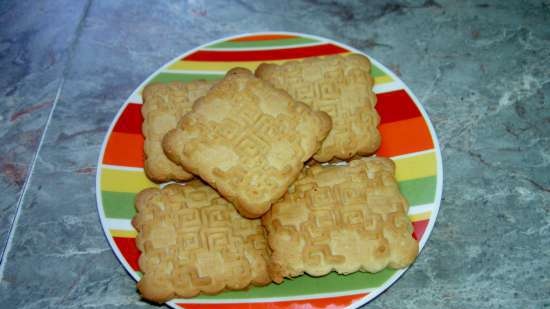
[262,157,418,283]
[132,181,271,302]
[256,54,381,162]
[163,68,332,218]
[142,81,213,182]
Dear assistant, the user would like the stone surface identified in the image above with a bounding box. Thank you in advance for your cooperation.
[0,0,89,261]
[0,0,548,308]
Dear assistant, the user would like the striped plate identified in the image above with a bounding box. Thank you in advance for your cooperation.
[95,32,443,309]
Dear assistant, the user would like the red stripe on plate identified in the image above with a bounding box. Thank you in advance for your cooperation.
[376,90,422,124]
[412,219,430,241]
[113,237,140,271]
[182,44,348,62]
[177,292,367,309]
[118,90,421,135]
[113,104,143,134]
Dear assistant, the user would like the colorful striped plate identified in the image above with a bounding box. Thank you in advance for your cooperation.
[95,32,443,309]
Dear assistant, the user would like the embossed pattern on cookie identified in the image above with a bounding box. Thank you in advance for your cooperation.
[132,181,271,303]
[142,81,213,182]
[163,68,332,218]
[256,54,380,162]
[262,157,418,283]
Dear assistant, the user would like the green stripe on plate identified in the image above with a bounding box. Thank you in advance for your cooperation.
[400,176,437,206]
[152,61,385,82]
[102,191,136,219]
[371,64,386,78]
[102,177,436,220]
[196,268,396,299]
[149,73,223,84]
[206,37,321,49]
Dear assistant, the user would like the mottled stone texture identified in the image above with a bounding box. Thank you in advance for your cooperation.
[0,0,89,261]
[0,0,548,308]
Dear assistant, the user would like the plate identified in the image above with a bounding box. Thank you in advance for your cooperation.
[95,32,443,309]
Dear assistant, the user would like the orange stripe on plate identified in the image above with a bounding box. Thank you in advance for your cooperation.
[230,34,297,42]
[103,132,144,168]
[376,117,434,157]
[177,293,367,309]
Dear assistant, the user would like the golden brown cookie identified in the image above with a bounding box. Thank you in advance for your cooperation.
[256,54,380,162]
[262,157,418,283]
[141,81,213,182]
[132,181,271,303]
[163,68,332,218]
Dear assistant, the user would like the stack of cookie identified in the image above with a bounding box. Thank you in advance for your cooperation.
[132,54,418,303]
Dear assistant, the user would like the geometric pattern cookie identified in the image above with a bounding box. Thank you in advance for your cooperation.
[132,181,271,303]
[262,157,418,283]
[256,54,380,162]
[141,81,213,182]
[163,68,332,218]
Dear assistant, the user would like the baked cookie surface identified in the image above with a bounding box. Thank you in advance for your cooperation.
[142,81,213,182]
[163,68,331,218]
[132,181,271,303]
[262,157,418,283]
[256,54,380,162]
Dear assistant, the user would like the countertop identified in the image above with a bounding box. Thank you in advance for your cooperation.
[0,0,548,308]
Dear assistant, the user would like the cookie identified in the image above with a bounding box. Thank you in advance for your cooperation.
[132,181,271,303]
[142,81,213,182]
[256,54,381,162]
[163,68,332,218]
[262,157,418,283]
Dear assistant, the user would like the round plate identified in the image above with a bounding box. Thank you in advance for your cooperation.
[96,32,443,309]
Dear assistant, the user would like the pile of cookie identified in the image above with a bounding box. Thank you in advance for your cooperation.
[132,54,418,303]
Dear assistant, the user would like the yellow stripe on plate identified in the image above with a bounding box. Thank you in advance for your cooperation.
[110,229,137,238]
[394,151,437,182]
[166,53,354,72]
[167,59,298,72]
[374,75,393,85]
[100,167,158,193]
[409,211,432,222]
